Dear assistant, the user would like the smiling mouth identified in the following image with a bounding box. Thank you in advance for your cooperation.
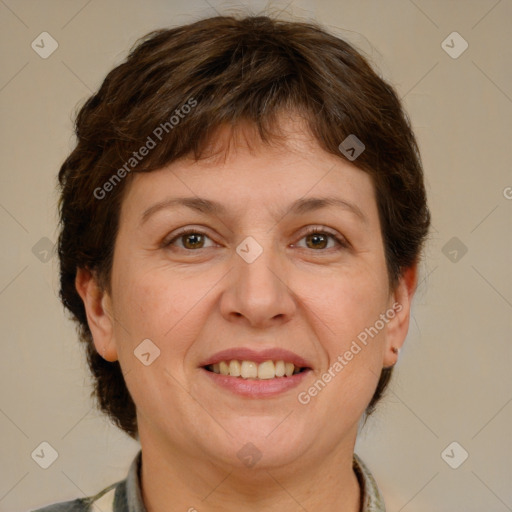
[204,360,309,379]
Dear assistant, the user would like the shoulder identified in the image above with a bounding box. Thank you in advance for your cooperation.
[30,497,92,512]
[30,482,120,512]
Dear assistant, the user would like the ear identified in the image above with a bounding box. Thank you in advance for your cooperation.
[75,268,118,362]
[382,263,418,368]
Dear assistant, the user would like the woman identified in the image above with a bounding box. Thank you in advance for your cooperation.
[36,13,430,512]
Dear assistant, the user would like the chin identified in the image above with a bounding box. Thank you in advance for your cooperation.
[203,417,312,470]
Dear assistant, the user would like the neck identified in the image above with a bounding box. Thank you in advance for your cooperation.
[138,432,361,512]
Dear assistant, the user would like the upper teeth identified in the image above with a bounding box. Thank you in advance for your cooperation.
[208,360,301,379]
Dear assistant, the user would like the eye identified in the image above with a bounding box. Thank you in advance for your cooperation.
[163,227,348,252]
[293,227,348,251]
[164,229,216,250]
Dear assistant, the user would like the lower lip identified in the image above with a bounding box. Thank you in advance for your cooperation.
[201,368,312,398]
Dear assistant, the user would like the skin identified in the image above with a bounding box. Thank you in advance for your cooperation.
[76,114,417,512]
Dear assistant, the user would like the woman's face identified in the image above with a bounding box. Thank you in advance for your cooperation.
[84,117,414,470]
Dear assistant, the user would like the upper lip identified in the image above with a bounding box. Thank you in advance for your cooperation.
[199,347,312,369]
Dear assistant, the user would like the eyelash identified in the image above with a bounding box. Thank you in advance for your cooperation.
[163,227,349,252]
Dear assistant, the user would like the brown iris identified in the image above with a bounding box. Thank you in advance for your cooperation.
[182,233,205,249]
[305,233,328,249]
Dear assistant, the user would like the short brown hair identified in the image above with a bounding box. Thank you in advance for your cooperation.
[58,14,430,438]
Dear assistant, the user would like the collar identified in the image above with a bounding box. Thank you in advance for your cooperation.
[353,453,387,511]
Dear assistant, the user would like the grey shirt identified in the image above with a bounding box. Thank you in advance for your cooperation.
[32,451,386,511]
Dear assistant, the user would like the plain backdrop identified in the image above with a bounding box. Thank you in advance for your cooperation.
[1,1,511,511]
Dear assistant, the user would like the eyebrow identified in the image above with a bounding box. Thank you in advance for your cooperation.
[140,196,367,225]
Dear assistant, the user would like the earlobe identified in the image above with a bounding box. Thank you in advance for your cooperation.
[75,268,118,362]
[383,264,418,368]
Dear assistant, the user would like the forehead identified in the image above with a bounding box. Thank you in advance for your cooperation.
[121,115,378,224]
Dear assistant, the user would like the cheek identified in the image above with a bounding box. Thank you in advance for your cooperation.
[304,268,388,344]
[299,267,388,406]
[111,262,214,358]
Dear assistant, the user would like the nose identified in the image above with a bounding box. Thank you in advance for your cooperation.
[219,242,296,329]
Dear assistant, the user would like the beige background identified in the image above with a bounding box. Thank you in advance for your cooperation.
[1,0,511,510]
